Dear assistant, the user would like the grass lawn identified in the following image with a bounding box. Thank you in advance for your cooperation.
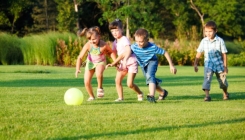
[0,65,244,140]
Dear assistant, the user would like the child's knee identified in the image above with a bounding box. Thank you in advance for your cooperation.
[127,83,134,88]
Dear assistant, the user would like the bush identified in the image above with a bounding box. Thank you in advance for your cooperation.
[0,33,23,65]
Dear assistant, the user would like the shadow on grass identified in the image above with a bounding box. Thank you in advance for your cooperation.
[168,92,245,101]
[1,75,244,87]
[48,117,245,140]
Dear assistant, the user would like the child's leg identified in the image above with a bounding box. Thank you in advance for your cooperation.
[203,68,213,96]
[95,64,105,89]
[84,69,95,98]
[215,72,229,99]
[115,70,127,99]
[148,83,156,96]
[156,85,168,100]
[127,73,143,94]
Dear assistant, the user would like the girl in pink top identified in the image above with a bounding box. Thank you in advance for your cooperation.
[107,19,143,101]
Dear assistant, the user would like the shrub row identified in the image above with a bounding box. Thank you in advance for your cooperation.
[0,32,244,66]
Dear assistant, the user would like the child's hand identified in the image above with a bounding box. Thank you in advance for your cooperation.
[194,65,198,72]
[224,67,228,74]
[106,64,113,69]
[170,66,177,74]
[75,69,81,78]
[122,59,127,70]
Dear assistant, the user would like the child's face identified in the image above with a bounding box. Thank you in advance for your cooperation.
[204,27,217,40]
[135,36,147,48]
[110,28,123,39]
[88,34,100,45]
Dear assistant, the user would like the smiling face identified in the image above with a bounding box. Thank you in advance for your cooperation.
[204,27,217,40]
[88,34,100,45]
[135,36,148,48]
[110,28,123,39]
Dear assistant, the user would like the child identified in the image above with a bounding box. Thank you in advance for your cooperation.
[194,21,229,101]
[75,26,116,101]
[107,19,143,102]
[110,28,177,103]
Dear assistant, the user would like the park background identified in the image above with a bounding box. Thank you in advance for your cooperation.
[1,1,245,139]
[0,0,245,66]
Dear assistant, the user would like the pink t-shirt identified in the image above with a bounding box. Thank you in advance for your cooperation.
[112,36,137,65]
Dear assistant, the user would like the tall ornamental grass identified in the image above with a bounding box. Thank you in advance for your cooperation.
[0,33,23,65]
[19,32,79,65]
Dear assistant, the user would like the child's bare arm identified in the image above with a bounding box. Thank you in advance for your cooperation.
[194,52,202,72]
[164,51,177,74]
[107,53,125,67]
[222,53,228,74]
[75,43,89,78]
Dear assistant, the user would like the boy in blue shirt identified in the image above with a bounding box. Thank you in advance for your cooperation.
[194,21,229,101]
[107,28,177,103]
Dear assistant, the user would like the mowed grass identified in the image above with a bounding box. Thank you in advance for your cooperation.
[0,65,244,140]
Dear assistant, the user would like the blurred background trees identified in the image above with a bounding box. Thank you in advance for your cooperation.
[0,0,245,40]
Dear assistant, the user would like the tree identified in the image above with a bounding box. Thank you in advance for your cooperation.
[55,0,76,32]
[32,0,57,32]
[0,0,33,35]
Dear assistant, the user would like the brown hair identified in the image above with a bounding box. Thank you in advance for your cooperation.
[109,19,123,30]
[204,21,217,31]
[134,28,149,41]
[78,26,101,39]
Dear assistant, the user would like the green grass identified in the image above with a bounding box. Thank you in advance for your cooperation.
[0,65,244,140]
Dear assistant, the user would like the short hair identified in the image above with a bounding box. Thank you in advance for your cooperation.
[109,19,123,30]
[134,28,149,41]
[204,21,217,31]
[78,26,101,39]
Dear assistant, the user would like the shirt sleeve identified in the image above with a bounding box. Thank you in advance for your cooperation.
[197,39,204,53]
[154,44,165,55]
[220,39,228,53]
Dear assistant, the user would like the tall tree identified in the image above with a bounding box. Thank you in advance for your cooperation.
[0,0,33,34]
[55,0,76,32]
[32,0,57,32]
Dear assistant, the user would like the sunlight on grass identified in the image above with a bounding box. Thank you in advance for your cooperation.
[0,65,244,140]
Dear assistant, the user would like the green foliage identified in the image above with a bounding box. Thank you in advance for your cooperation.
[32,0,57,32]
[0,33,23,65]
[19,32,78,65]
[55,0,76,32]
[56,37,85,66]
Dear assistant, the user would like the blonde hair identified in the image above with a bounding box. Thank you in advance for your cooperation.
[78,26,101,39]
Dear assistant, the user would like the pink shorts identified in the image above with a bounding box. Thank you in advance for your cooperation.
[118,61,138,73]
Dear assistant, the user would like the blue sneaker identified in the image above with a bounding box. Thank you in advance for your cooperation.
[147,95,156,103]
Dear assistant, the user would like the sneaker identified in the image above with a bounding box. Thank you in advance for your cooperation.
[204,96,211,102]
[115,98,124,102]
[223,93,229,100]
[97,88,104,98]
[87,97,95,101]
[137,93,143,101]
[158,90,168,100]
[147,95,156,103]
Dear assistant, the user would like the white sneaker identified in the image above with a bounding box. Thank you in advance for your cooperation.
[87,97,95,101]
[97,88,104,98]
[114,98,124,102]
[137,93,143,101]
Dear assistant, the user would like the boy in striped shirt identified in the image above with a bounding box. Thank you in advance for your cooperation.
[108,28,177,103]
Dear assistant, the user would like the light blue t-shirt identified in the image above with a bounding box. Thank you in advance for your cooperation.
[130,42,165,67]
